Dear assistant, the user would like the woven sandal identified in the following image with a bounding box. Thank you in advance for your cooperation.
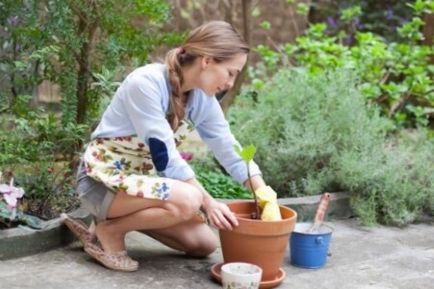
[61,213,94,246]
[84,242,139,272]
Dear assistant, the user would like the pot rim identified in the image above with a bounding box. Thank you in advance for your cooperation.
[227,200,297,224]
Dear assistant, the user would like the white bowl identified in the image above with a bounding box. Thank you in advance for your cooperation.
[221,262,262,289]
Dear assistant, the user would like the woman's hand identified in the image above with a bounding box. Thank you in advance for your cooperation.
[203,199,239,230]
[184,177,238,230]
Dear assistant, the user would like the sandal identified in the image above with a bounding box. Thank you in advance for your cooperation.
[84,242,139,272]
[61,213,94,246]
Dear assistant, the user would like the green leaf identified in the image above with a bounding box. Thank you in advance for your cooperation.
[16,212,46,229]
[234,144,257,162]
[252,7,261,17]
[283,43,298,55]
[408,0,433,15]
[340,6,362,22]
[13,61,26,71]
[252,78,265,90]
[260,21,271,30]
[296,3,309,16]
[0,202,15,221]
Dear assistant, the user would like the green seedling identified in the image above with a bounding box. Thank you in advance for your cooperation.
[234,144,260,219]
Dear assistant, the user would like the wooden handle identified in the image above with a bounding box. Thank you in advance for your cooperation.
[313,192,331,224]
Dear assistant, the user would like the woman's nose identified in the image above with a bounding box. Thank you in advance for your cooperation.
[226,80,234,90]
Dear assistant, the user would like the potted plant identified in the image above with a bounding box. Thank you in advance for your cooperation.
[215,144,297,287]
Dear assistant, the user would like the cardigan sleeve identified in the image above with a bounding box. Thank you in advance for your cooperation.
[194,96,262,185]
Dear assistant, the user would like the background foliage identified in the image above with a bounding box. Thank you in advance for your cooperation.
[0,0,179,224]
[252,0,434,131]
[0,0,433,226]
[230,69,434,225]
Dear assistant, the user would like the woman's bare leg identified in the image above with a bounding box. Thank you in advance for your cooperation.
[94,180,204,253]
[143,215,218,257]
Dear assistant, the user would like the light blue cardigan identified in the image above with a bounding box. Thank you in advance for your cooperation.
[91,63,261,184]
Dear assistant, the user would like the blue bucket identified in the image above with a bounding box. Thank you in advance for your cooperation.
[290,222,332,269]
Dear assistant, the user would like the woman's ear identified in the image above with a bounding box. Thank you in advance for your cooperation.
[201,56,212,69]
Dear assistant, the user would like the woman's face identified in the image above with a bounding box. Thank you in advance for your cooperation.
[197,53,247,96]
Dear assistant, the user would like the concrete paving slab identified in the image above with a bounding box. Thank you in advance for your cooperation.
[0,219,433,289]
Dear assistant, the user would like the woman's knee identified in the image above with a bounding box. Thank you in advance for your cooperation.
[186,234,218,257]
[166,182,203,221]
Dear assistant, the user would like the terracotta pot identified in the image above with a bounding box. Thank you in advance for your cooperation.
[219,201,297,281]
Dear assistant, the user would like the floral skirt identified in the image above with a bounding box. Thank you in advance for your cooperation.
[83,136,172,200]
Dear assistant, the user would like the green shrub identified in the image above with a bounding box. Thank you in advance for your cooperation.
[337,131,434,225]
[0,102,89,165]
[190,156,251,200]
[0,102,87,220]
[230,68,434,225]
[1,0,181,125]
[14,161,79,220]
[252,1,434,131]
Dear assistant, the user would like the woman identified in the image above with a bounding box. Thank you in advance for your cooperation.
[64,20,267,272]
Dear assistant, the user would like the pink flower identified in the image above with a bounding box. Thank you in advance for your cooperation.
[180,152,193,161]
[0,182,25,210]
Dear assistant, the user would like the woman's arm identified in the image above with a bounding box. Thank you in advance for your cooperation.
[184,175,268,230]
[243,174,266,192]
[185,177,238,230]
[193,96,262,185]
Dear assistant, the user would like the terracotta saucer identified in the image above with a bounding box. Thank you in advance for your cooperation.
[210,262,286,289]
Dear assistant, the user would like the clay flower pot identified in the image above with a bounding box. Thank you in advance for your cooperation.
[219,201,297,282]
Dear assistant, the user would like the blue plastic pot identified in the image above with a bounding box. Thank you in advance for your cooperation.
[290,222,332,269]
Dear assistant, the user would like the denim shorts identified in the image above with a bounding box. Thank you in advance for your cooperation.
[76,160,115,221]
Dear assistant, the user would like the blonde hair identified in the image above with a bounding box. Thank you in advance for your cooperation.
[165,21,249,130]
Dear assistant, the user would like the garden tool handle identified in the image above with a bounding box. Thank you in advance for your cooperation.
[308,192,331,233]
[313,192,331,225]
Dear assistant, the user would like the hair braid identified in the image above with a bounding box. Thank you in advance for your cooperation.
[165,49,186,130]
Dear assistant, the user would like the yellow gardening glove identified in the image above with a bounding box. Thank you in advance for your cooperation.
[255,186,282,221]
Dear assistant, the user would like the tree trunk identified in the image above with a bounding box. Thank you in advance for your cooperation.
[423,13,434,64]
[75,3,98,124]
[76,32,91,124]
[220,0,252,114]
[10,38,18,108]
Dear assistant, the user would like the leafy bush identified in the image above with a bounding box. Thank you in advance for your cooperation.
[252,1,434,131]
[0,98,89,165]
[14,162,79,220]
[0,1,185,225]
[190,157,251,200]
[1,0,181,125]
[342,130,434,225]
[0,101,86,221]
[312,1,413,42]
[230,68,434,225]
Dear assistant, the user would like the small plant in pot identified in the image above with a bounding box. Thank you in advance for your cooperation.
[213,144,298,288]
